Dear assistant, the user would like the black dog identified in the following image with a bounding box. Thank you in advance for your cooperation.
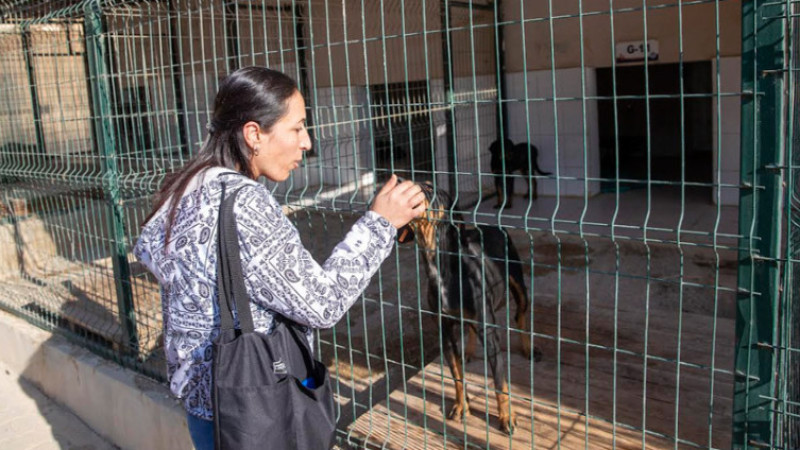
[489,138,551,208]
[397,183,542,435]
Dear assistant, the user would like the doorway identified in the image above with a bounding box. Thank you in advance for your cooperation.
[597,61,713,191]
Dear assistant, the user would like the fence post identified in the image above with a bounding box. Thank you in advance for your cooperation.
[19,25,46,153]
[441,0,457,196]
[294,4,316,150]
[734,0,787,447]
[224,2,240,72]
[167,0,190,157]
[492,0,508,146]
[84,0,139,355]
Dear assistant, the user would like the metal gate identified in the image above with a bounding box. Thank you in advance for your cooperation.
[735,1,798,448]
[0,0,798,448]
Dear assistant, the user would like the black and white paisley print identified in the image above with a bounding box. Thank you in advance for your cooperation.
[134,167,396,420]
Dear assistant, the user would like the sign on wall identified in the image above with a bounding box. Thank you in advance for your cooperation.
[615,40,659,63]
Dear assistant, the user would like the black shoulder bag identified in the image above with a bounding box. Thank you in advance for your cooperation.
[212,183,336,450]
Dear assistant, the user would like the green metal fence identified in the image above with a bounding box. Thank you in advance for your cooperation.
[0,0,797,448]
[772,2,800,448]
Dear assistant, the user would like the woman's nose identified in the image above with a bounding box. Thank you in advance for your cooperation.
[301,130,312,152]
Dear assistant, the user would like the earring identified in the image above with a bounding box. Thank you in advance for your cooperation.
[253,145,260,156]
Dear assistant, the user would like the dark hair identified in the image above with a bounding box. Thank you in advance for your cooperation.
[143,67,298,243]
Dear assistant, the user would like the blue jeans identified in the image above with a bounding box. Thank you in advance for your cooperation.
[186,413,214,450]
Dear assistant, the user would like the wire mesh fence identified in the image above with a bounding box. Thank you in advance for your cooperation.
[0,0,796,448]
[776,2,800,448]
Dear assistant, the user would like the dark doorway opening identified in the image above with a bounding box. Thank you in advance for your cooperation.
[597,61,713,192]
[370,81,434,182]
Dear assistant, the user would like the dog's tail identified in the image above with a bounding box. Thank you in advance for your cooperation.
[529,144,552,176]
[532,158,552,176]
[533,163,552,176]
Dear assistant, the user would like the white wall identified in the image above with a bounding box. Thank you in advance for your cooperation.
[712,56,741,206]
[504,67,601,198]
[288,75,500,205]
[275,84,374,206]
[451,74,498,197]
[291,69,606,202]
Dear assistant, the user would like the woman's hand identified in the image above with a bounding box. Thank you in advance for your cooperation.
[370,175,426,229]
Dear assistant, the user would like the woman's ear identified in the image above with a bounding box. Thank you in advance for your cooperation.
[242,121,263,151]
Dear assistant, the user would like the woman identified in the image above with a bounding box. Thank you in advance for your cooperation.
[134,67,425,449]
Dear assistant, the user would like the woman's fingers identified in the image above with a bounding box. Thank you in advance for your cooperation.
[393,179,422,196]
[370,175,428,228]
[377,174,398,196]
[393,182,422,201]
[409,190,426,207]
[411,199,427,216]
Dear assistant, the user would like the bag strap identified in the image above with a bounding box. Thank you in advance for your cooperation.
[216,181,317,370]
[216,182,255,333]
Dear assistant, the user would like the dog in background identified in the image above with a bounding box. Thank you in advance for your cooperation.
[489,138,551,208]
[397,182,542,434]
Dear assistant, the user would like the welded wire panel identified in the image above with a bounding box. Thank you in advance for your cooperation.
[734,0,794,448]
[104,2,185,180]
[778,1,800,448]
[447,5,498,204]
[30,23,92,157]
[0,14,126,372]
[0,0,772,448]
[0,26,35,153]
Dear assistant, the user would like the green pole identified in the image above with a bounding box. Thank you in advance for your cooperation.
[492,0,508,146]
[168,0,190,157]
[225,2,240,72]
[84,0,139,355]
[733,0,786,447]
[294,4,315,151]
[20,25,46,153]
[441,0,456,196]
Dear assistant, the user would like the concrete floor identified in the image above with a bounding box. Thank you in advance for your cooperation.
[0,184,741,449]
[0,360,117,450]
[306,185,739,449]
[467,185,739,247]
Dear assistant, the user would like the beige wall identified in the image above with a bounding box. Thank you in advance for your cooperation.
[174,0,445,88]
[0,0,745,120]
[503,0,740,72]
[301,0,445,87]
[0,0,743,200]
[0,24,92,152]
[0,27,37,148]
[297,0,742,87]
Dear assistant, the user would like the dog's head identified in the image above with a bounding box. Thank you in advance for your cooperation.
[396,181,455,246]
[488,138,514,157]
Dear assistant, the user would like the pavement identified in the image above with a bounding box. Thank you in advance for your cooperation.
[0,360,117,450]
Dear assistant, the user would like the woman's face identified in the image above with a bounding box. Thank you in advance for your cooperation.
[251,90,312,182]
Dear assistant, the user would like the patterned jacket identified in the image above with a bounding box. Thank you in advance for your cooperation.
[134,167,396,419]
